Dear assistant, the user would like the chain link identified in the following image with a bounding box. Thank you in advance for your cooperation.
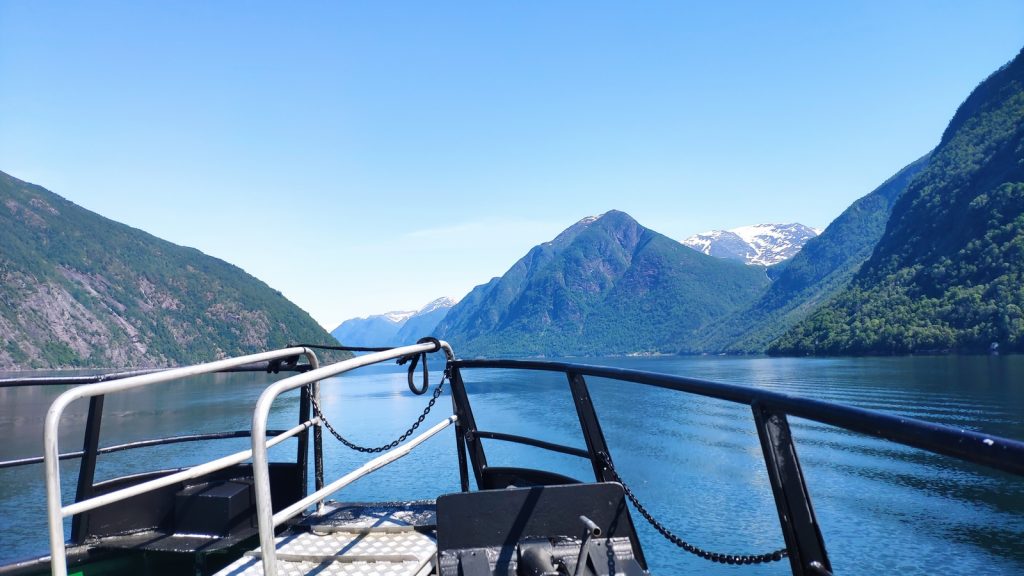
[599,452,788,566]
[309,368,448,454]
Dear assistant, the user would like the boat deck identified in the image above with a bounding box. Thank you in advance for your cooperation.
[216,502,438,576]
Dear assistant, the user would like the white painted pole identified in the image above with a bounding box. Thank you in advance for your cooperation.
[271,415,456,527]
[44,347,317,576]
[60,419,316,518]
[251,341,452,576]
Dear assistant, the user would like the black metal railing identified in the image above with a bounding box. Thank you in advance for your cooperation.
[447,358,1024,576]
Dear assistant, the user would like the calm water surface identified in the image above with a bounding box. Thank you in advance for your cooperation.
[1,355,1022,574]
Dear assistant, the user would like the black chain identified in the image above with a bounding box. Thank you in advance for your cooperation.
[599,452,788,566]
[309,368,448,454]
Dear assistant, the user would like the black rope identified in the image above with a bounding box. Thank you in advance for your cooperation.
[396,337,442,394]
[598,452,788,566]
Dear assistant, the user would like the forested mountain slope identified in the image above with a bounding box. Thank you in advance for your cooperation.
[771,48,1024,355]
[687,153,930,353]
[436,211,770,356]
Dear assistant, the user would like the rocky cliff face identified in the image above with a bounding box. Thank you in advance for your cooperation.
[0,171,336,369]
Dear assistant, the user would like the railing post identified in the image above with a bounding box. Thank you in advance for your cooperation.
[297,385,311,499]
[752,401,831,575]
[451,370,471,493]
[70,394,104,543]
[566,372,614,483]
[313,381,325,511]
[448,365,486,488]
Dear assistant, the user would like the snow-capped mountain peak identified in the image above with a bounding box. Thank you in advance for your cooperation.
[683,223,819,266]
[332,296,460,348]
[418,296,458,315]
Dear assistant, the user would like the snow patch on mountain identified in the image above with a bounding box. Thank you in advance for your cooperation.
[684,223,819,266]
[382,310,417,323]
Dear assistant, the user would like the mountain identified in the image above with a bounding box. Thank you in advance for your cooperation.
[771,47,1024,355]
[0,170,340,369]
[435,210,770,357]
[395,297,457,343]
[683,223,820,266]
[331,297,456,347]
[330,311,414,348]
[686,153,931,353]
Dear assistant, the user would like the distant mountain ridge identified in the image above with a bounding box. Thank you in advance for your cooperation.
[683,223,819,266]
[435,210,770,357]
[330,297,457,347]
[0,170,338,369]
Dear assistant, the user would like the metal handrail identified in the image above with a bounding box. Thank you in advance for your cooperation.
[0,429,292,470]
[450,358,1024,575]
[43,347,320,576]
[471,429,591,459]
[453,358,1024,476]
[0,360,312,389]
[249,340,456,576]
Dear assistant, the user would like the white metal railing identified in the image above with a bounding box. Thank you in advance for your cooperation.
[250,340,457,576]
[44,347,320,576]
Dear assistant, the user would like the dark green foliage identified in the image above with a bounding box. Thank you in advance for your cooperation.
[436,211,770,357]
[685,153,931,354]
[771,48,1024,355]
[0,170,343,368]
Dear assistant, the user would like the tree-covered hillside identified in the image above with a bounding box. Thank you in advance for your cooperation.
[0,171,341,368]
[686,153,930,354]
[771,48,1024,355]
[437,210,770,357]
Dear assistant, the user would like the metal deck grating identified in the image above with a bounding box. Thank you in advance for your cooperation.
[303,501,437,534]
[267,531,436,562]
[214,503,438,576]
[215,556,432,576]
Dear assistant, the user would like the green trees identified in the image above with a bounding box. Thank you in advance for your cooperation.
[685,153,932,354]
[437,211,770,357]
[770,48,1024,356]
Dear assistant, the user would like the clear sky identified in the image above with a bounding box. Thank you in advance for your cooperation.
[2,2,1022,330]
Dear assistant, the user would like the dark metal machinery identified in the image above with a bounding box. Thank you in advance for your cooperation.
[436,483,646,576]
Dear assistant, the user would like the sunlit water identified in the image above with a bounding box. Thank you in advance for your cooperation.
[1,355,1022,574]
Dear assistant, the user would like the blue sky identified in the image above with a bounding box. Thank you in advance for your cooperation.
[2,1,1022,329]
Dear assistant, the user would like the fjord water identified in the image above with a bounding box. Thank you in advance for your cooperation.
[1,356,1022,574]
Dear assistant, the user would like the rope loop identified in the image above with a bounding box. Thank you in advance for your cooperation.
[395,337,442,395]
